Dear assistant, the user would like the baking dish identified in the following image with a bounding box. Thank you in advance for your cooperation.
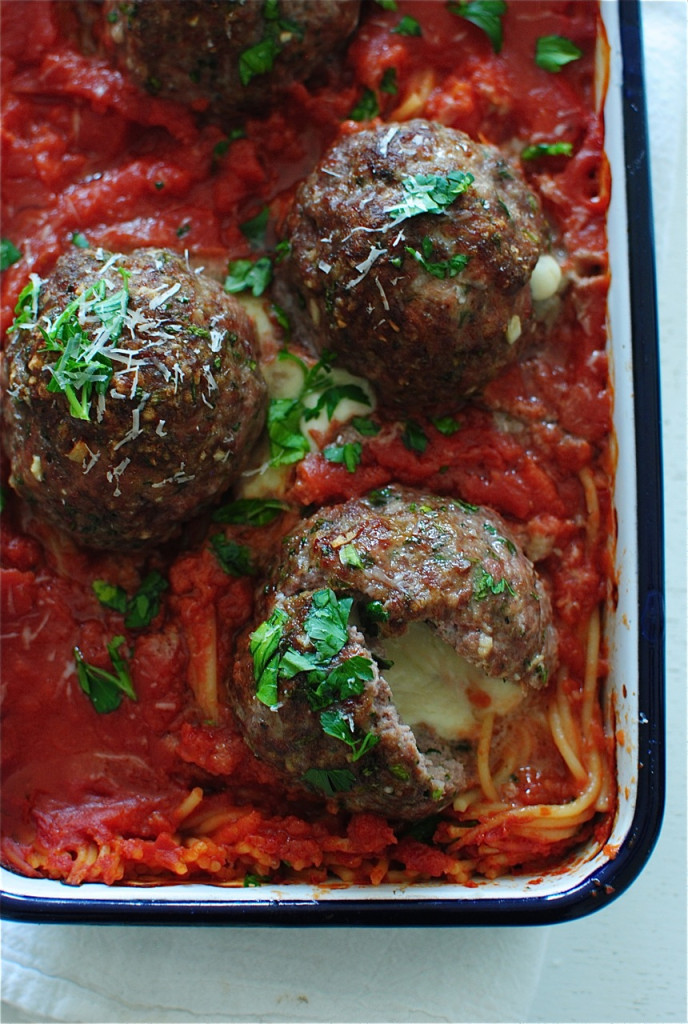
[0,0,664,925]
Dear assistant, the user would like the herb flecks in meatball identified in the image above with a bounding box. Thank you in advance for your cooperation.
[230,486,557,819]
[103,0,361,120]
[280,119,552,415]
[2,248,267,549]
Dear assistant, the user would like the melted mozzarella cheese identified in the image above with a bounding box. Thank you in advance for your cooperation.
[381,622,524,742]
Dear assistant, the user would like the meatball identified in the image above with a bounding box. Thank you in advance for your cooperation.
[2,247,267,549]
[280,119,550,415]
[102,0,361,120]
[230,486,557,819]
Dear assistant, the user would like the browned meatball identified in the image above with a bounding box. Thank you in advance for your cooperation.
[230,486,557,819]
[2,247,267,549]
[280,119,550,415]
[102,0,361,120]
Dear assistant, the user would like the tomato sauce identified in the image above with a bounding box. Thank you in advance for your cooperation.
[1,0,615,886]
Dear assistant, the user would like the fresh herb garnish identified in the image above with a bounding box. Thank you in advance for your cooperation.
[338,543,364,570]
[71,232,89,249]
[387,171,474,226]
[483,521,517,553]
[393,15,422,36]
[74,636,136,714]
[240,205,270,248]
[30,271,130,421]
[348,87,380,122]
[432,415,461,435]
[406,236,470,279]
[351,415,380,437]
[319,708,379,761]
[521,140,574,160]
[210,535,256,577]
[93,571,168,629]
[535,35,583,72]
[447,1,507,53]
[303,767,357,796]
[1,239,22,270]
[224,256,273,297]
[239,1,304,86]
[323,441,363,473]
[267,352,371,468]
[474,566,516,600]
[212,497,287,526]
[402,419,428,454]
[380,67,398,95]
[250,606,289,708]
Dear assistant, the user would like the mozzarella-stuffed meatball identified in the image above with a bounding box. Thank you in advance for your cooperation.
[280,119,554,415]
[230,486,557,819]
[2,247,267,549]
[102,0,361,120]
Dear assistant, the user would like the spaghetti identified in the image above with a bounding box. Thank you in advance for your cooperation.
[0,0,616,888]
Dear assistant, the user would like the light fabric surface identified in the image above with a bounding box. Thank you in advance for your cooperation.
[0,924,547,1023]
[1,4,686,1023]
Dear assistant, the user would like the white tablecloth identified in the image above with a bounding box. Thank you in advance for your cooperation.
[2,3,686,1022]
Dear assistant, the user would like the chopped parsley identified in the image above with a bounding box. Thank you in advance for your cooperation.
[250,589,378,760]
[21,270,131,421]
[71,232,89,249]
[380,67,398,95]
[1,239,22,271]
[212,497,287,526]
[447,1,507,53]
[210,536,256,577]
[338,543,364,570]
[432,415,461,435]
[93,571,168,629]
[387,171,474,226]
[74,636,136,714]
[348,87,379,122]
[535,35,583,72]
[474,566,516,600]
[239,1,304,86]
[351,415,380,437]
[323,441,363,473]
[240,205,270,248]
[483,521,517,553]
[393,15,422,36]
[521,141,574,161]
[224,256,273,297]
[402,419,429,454]
[303,767,357,796]
[406,236,470,279]
[267,352,371,468]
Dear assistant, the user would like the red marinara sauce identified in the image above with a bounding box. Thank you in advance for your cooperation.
[1,0,615,886]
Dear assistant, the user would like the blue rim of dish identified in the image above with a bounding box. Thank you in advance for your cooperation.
[0,0,665,926]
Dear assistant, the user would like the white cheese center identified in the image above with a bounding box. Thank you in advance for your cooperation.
[381,622,524,742]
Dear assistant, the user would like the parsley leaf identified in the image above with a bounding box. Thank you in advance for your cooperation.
[402,419,428,454]
[224,257,273,297]
[393,15,422,36]
[474,566,516,600]
[320,708,380,761]
[303,767,357,796]
[74,636,136,714]
[250,606,288,707]
[1,239,22,270]
[380,67,398,95]
[448,0,507,53]
[323,441,363,473]
[93,571,168,628]
[535,35,583,72]
[210,535,256,577]
[338,543,364,569]
[267,353,371,468]
[521,141,574,160]
[304,588,352,662]
[388,171,474,226]
[406,236,470,279]
[432,415,461,435]
[348,87,379,122]
[239,36,281,86]
[240,205,269,248]
[38,272,130,421]
[212,497,287,526]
